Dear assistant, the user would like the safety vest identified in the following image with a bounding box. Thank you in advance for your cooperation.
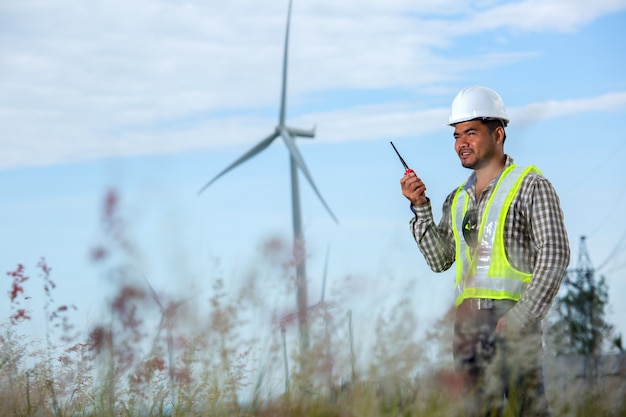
[451,164,541,307]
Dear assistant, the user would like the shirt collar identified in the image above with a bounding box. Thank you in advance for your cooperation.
[463,154,515,192]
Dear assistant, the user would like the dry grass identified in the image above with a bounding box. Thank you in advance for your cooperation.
[2,189,624,417]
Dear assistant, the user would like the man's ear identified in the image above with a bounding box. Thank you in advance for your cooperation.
[495,126,505,144]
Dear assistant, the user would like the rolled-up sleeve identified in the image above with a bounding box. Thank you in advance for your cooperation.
[409,192,457,273]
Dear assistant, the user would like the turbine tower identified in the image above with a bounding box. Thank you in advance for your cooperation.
[198,0,338,355]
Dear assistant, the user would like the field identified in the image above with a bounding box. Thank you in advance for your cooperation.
[2,190,625,416]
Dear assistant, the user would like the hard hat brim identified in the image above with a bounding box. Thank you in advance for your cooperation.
[447,116,509,127]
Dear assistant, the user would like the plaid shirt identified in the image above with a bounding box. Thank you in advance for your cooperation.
[410,155,570,331]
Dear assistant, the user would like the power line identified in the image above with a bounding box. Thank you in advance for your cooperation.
[567,140,626,192]
[602,261,626,275]
[586,183,626,239]
[596,227,626,274]
[561,140,626,243]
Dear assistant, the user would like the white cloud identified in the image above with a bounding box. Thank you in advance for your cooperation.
[0,0,625,170]
[454,0,626,34]
[512,91,626,126]
[306,105,448,143]
[3,90,624,170]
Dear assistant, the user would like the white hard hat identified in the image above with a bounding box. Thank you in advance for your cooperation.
[448,85,509,126]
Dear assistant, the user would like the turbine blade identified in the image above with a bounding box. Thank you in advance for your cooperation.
[279,129,339,224]
[286,126,315,138]
[198,131,279,195]
[279,0,293,127]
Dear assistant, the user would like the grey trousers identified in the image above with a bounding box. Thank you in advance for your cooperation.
[453,299,551,417]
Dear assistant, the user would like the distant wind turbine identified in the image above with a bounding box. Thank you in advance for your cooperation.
[198,0,338,355]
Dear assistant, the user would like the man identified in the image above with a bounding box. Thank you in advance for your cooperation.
[400,85,570,416]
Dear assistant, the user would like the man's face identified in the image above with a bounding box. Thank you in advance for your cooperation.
[453,120,501,170]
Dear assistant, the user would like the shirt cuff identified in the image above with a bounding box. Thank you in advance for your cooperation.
[409,199,431,216]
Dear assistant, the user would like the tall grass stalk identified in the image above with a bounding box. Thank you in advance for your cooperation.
[2,189,625,416]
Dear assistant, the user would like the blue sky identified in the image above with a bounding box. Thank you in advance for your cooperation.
[1,0,626,351]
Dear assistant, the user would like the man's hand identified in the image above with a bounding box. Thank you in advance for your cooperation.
[496,316,507,337]
[400,171,428,206]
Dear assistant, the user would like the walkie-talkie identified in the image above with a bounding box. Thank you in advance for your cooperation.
[390,141,414,175]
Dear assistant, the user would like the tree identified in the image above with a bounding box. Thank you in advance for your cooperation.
[547,236,623,382]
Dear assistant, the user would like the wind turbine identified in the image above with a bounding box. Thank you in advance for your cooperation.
[198,0,338,355]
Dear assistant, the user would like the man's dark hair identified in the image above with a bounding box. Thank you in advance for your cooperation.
[481,118,507,143]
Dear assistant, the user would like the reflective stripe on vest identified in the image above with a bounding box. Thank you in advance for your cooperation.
[451,164,541,306]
